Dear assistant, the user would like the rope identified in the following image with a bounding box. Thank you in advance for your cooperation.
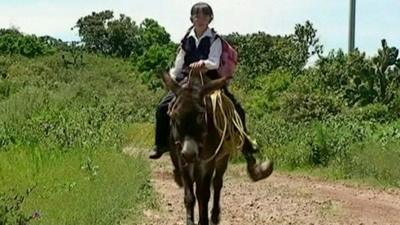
[201,82,256,163]
[201,90,229,163]
[199,71,208,125]
[185,69,257,163]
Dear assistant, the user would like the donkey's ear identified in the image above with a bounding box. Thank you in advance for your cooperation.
[162,72,181,94]
[200,76,229,97]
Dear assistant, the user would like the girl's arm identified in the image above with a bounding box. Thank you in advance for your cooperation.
[191,37,222,69]
[172,37,223,73]
[169,48,185,80]
[203,37,222,69]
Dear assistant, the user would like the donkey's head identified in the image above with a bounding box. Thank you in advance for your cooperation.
[162,71,228,163]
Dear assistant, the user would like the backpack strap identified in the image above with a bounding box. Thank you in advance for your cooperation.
[210,28,222,44]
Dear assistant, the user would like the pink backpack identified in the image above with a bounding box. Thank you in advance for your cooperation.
[215,34,238,78]
[218,38,238,78]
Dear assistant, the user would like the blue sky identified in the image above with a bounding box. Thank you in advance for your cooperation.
[0,0,399,56]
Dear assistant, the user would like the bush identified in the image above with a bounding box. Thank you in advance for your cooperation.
[316,40,400,107]
[342,141,400,186]
[0,33,54,58]
[0,54,162,150]
[135,43,177,90]
[244,69,292,117]
[342,103,391,122]
[280,91,341,122]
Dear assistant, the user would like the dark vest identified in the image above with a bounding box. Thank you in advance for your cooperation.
[178,33,219,81]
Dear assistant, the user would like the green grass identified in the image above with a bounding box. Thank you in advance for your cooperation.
[0,147,156,225]
[340,140,400,187]
[0,53,161,224]
[123,123,155,149]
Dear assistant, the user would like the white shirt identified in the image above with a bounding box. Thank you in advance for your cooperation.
[169,27,222,80]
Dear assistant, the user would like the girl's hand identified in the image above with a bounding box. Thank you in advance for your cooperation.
[190,60,205,69]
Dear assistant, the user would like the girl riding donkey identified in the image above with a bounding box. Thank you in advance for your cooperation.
[149,2,273,181]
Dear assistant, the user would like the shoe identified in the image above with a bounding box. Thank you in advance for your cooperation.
[247,160,274,182]
[149,147,167,159]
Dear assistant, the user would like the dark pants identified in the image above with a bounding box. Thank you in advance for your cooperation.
[155,91,175,150]
[154,87,257,157]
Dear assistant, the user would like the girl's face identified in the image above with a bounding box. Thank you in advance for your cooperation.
[192,12,211,30]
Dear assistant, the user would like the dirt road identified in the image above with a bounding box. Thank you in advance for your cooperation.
[126,148,400,225]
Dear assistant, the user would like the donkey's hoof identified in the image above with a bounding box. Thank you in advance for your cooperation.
[248,160,273,182]
[210,217,220,225]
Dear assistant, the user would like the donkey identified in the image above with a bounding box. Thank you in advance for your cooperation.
[162,70,233,225]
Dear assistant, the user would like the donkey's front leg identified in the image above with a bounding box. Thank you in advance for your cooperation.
[182,165,195,225]
[211,156,229,225]
[196,171,213,225]
[184,184,195,225]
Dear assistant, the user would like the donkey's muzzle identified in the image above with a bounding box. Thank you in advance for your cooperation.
[181,137,199,163]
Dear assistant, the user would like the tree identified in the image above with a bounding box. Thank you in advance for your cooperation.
[291,20,323,60]
[107,14,140,58]
[274,20,323,74]
[223,21,322,89]
[0,33,53,57]
[136,18,171,56]
[0,28,21,36]
[135,43,176,90]
[75,11,172,58]
[373,39,400,103]
[224,32,277,76]
[75,10,114,54]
